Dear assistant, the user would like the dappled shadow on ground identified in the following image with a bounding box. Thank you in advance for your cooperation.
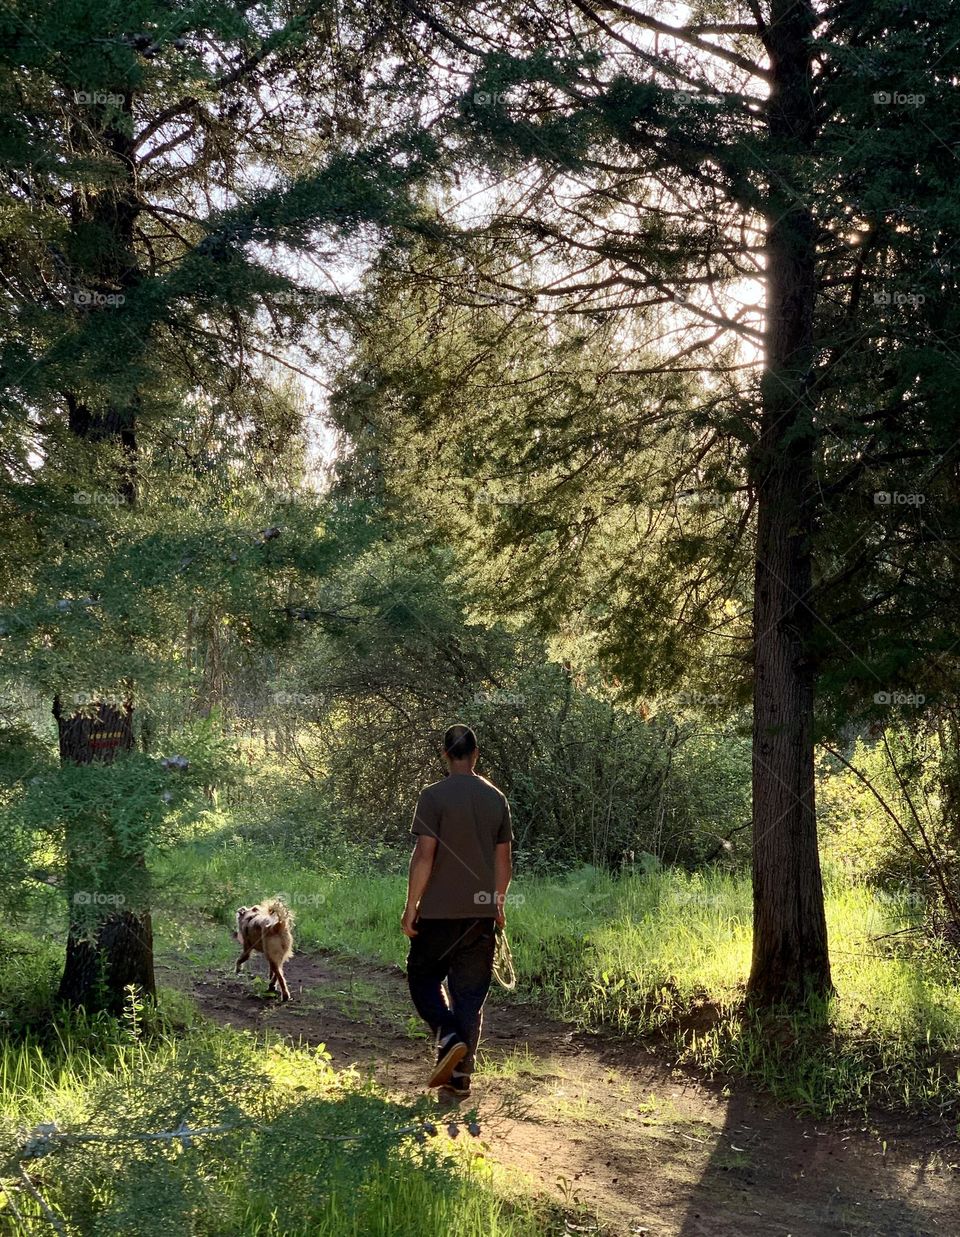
[669,1000,958,1236]
[675,1084,949,1237]
[160,947,960,1237]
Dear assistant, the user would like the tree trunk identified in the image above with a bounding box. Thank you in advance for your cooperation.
[56,87,155,1013]
[747,0,832,1004]
[55,700,156,1011]
[58,905,155,1012]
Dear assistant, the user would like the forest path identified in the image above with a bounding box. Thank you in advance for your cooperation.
[161,948,959,1237]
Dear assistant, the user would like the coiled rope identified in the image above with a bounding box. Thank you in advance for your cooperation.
[493,923,516,990]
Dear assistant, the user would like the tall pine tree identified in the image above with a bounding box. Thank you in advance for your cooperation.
[0,0,432,1010]
[334,0,960,1002]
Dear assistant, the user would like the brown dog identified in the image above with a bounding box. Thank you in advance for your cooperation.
[235,899,293,1000]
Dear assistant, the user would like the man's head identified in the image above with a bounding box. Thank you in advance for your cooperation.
[443,723,478,771]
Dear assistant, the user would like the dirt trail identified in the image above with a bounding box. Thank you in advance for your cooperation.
[160,950,959,1237]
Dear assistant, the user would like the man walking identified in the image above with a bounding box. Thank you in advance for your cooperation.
[401,723,513,1099]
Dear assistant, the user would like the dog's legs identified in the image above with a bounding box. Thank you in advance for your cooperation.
[263,946,290,1000]
[235,949,251,974]
[266,959,289,999]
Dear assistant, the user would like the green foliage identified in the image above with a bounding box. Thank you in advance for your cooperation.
[331,242,752,707]
[0,1000,549,1236]
[237,527,752,870]
[817,740,922,889]
[1,716,240,932]
[0,299,374,990]
[0,927,62,1036]
[0,0,435,433]
[818,725,960,926]
[0,0,440,1001]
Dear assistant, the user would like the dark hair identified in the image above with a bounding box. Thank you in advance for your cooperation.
[443,723,477,759]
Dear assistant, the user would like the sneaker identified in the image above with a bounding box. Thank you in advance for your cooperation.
[440,1071,471,1100]
[428,1033,468,1088]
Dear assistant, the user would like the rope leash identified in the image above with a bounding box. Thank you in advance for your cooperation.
[493,923,516,990]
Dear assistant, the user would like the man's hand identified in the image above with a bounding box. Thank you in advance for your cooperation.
[494,840,511,932]
[401,903,419,938]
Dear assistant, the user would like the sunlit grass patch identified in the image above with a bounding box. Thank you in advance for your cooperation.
[0,996,559,1236]
[158,831,960,1120]
[476,1047,559,1082]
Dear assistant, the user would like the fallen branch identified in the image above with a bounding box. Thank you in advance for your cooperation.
[16,1164,67,1235]
[22,1113,481,1159]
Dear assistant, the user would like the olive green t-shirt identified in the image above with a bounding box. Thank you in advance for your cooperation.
[411,772,513,919]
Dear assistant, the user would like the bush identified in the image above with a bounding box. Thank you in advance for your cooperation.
[267,658,751,873]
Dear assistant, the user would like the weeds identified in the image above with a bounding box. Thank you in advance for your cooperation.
[0,994,554,1235]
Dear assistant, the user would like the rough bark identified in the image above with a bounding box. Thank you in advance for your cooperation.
[58,902,155,1012]
[56,88,155,1012]
[747,0,832,1003]
[55,699,156,1011]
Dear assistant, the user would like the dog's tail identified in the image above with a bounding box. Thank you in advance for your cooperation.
[263,897,294,930]
[264,897,294,961]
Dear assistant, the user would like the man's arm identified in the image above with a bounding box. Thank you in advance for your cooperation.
[494,841,512,928]
[401,834,438,938]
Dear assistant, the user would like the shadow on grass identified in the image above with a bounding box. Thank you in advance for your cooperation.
[658,996,956,1234]
[3,1010,541,1237]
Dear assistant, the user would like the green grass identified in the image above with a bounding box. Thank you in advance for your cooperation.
[0,988,561,1236]
[155,826,960,1121]
[4,822,958,1232]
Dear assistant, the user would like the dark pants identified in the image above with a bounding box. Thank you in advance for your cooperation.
[406,917,496,1075]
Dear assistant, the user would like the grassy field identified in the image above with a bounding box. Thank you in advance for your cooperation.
[151,820,960,1121]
